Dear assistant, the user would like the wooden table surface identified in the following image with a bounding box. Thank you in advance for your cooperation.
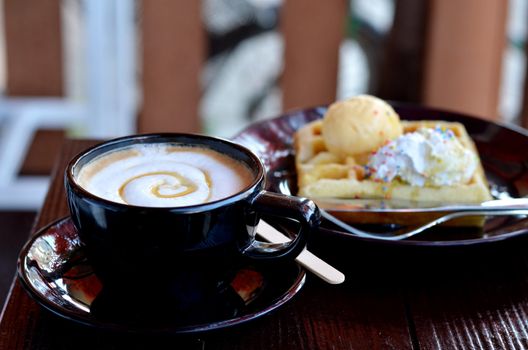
[2,139,528,349]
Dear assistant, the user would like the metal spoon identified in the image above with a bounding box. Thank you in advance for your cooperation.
[321,198,528,241]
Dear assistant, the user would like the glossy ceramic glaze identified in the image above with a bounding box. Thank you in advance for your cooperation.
[17,217,306,334]
[233,104,528,247]
[65,134,318,292]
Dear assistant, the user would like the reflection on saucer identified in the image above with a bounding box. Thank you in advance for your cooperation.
[18,217,305,334]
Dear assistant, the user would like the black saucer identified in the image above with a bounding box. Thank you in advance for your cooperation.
[17,217,306,334]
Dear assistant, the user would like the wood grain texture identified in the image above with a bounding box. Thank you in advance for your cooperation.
[280,0,347,111]
[521,67,528,128]
[423,0,507,120]
[3,140,528,349]
[0,211,35,309]
[376,0,429,103]
[406,246,528,349]
[205,277,413,349]
[19,129,66,176]
[139,0,205,133]
[4,0,63,96]
[0,140,413,349]
[0,140,88,350]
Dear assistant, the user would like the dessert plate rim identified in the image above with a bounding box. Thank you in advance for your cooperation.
[232,102,528,247]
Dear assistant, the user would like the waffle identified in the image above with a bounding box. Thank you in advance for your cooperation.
[294,119,492,225]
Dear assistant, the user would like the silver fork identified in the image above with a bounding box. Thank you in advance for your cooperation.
[320,198,528,241]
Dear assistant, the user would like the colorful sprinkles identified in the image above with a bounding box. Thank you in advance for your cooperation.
[366,126,460,184]
[434,125,455,140]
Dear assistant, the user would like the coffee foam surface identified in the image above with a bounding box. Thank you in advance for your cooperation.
[76,144,253,207]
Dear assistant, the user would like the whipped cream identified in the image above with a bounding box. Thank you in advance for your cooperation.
[366,127,477,187]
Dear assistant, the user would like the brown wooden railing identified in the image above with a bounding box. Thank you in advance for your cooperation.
[4,0,520,137]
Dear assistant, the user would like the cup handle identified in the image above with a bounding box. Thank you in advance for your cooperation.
[242,190,320,260]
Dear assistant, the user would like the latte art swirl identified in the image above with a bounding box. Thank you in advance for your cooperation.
[131,172,199,198]
[75,144,253,207]
[119,167,212,207]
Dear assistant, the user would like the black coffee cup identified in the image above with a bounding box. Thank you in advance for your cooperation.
[64,133,319,314]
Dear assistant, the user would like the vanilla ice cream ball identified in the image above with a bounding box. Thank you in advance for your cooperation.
[322,95,403,159]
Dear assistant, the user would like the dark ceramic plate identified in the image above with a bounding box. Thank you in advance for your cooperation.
[17,217,306,334]
[233,103,528,247]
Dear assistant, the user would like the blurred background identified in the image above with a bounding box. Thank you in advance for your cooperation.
[0,0,527,211]
[0,0,527,290]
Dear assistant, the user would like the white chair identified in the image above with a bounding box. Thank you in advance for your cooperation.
[0,0,138,210]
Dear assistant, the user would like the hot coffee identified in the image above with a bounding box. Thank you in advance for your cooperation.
[65,133,318,307]
[75,143,254,207]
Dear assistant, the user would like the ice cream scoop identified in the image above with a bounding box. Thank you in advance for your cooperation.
[322,95,403,159]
